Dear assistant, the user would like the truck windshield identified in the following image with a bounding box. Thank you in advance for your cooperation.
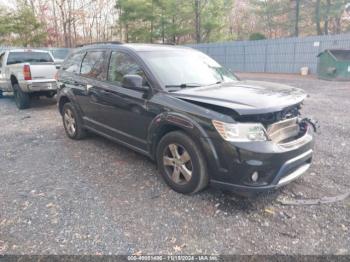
[7,52,54,65]
[139,50,237,89]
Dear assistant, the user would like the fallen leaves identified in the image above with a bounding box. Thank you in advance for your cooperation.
[46,203,55,208]
[264,207,275,215]
[173,243,186,252]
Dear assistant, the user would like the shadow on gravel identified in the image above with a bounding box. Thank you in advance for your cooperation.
[29,97,56,109]
[0,94,56,109]
[205,188,282,214]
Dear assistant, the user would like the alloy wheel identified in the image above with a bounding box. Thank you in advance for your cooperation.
[163,143,193,185]
[64,108,76,136]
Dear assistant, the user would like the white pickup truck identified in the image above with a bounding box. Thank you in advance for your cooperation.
[0,49,58,109]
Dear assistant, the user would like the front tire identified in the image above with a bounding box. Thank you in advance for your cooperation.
[157,131,208,194]
[13,84,30,109]
[62,102,86,140]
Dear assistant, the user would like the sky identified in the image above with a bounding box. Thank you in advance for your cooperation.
[0,0,16,8]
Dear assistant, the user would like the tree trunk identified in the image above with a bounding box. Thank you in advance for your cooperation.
[315,0,322,35]
[194,0,201,43]
[335,17,341,34]
[149,0,154,43]
[161,8,165,43]
[324,0,331,35]
[172,15,176,44]
[294,0,300,37]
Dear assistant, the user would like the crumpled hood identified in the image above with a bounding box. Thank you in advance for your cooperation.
[172,80,307,115]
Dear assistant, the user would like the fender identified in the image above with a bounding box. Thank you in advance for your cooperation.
[147,112,222,173]
[147,111,209,144]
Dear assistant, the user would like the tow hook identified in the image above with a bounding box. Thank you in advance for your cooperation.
[300,117,320,134]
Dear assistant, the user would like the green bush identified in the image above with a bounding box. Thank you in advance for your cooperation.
[249,33,266,41]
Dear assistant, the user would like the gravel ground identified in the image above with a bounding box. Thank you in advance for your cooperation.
[0,74,349,255]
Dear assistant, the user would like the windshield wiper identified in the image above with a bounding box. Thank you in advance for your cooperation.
[165,83,202,89]
[208,81,222,85]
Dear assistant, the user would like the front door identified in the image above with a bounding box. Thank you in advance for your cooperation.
[85,50,155,152]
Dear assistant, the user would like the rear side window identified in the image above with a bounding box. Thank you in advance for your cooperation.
[80,51,106,80]
[108,51,145,83]
[62,52,85,73]
[7,52,53,65]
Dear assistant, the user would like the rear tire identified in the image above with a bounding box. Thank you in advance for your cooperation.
[156,131,208,194]
[62,102,86,140]
[13,84,30,109]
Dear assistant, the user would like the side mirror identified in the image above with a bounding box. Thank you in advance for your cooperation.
[122,74,149,92]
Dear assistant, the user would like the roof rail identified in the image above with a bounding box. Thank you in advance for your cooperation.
[75,41,123,48]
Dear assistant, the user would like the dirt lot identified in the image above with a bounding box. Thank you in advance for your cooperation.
[0,74,349,255]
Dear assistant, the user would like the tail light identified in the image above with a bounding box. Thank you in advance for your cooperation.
[23,64,32,80]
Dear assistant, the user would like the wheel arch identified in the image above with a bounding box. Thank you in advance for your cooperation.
[10,75,19,87]
[148,112,209,160]
[58,95,71,115]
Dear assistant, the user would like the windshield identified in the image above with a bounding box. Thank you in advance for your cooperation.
[7,52,53,65]
[139,50,237,89]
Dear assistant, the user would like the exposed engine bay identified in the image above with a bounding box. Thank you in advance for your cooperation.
[236,103,319,145]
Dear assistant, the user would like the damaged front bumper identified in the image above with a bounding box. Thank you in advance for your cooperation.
[203,118,316,195]
[210,147,313,194]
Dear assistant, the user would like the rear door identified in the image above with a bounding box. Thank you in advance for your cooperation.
[75,50,109,123]
[59,51,87,114]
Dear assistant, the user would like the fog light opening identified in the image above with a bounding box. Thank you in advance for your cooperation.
[251,172,259,182]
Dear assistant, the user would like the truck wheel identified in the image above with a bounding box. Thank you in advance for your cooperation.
[13,84,30,109]
[156,131,209,194]
[62,102,86,140]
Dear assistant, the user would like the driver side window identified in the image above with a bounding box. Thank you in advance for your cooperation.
[107,51,146,85]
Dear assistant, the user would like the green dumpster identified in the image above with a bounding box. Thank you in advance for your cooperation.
[317,49,350,81]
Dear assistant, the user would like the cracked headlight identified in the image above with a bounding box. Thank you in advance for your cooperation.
[212,120,268,142]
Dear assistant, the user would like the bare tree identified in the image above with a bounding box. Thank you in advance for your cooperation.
[294,0,301,36]
[194,0,201,43]
[315,0,322,35]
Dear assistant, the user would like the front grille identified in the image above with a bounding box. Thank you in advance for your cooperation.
[267,117,300,144]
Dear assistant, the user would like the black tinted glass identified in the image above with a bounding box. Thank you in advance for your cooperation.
[108,52,145,83]
[81,51,106,80]
[7,52,53,65]
[62,52,85,73]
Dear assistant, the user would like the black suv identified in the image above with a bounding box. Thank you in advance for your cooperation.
[57,43,314,195]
